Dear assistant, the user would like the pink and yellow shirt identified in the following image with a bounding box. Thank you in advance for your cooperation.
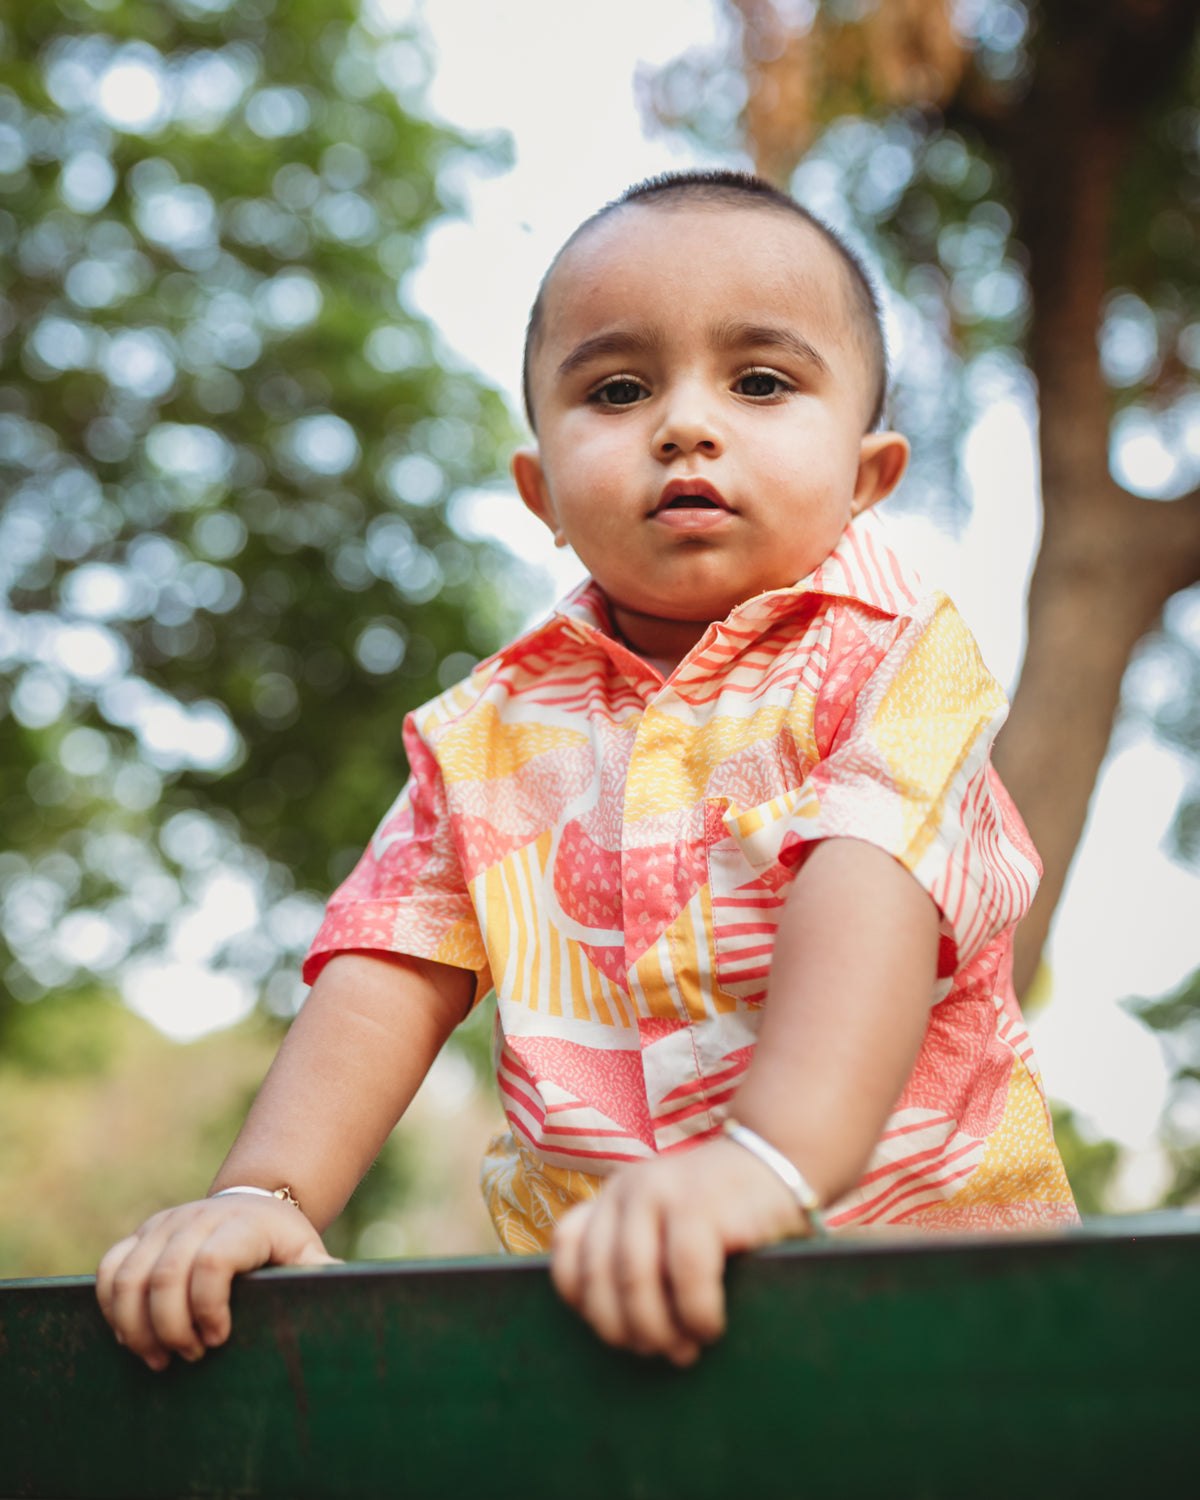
[305,516,1077,1251]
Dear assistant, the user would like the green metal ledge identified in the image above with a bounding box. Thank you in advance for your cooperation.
[2,1212,1198,1500]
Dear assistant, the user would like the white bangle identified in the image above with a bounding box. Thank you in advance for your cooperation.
[721,1119,828,1237]
[213,1184,302,1212]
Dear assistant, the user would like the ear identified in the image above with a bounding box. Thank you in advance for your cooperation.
[850,432,910,518]
[511,447,567,547]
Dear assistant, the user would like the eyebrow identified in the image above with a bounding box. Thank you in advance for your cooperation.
[555,328,662,381]
[555,320,831,382]
[710,319,830,373]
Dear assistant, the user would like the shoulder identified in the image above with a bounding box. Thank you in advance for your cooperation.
[408,659,504,740]
[810,590,1004,757]
[831,589,1002,701]
[406,603,597,747]
[795,515,968,667]
[885,591,998,687]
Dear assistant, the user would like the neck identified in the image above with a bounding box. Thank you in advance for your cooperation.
[609,603,714,670]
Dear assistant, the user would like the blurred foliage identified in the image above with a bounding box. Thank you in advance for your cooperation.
[0,992,502,1275]
[1049,1103,1121,1218]
[0,995,278,1273]
[1135,585,1200,866]
[322,1111,418,1260]
[452,985,496,1084]
[0,981,125,1073]
[1128,967,1200,1207]
[0,0,533,1031]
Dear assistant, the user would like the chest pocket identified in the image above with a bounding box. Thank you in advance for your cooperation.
[704,787,820,1006]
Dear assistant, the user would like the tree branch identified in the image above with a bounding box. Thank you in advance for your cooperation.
[996,485,1199,996]
[1116,484,1200,600]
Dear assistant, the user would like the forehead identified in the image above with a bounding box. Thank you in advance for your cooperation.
[536,201,856,355]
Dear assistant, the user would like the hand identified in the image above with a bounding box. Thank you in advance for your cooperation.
[96,1196,338,1371]
[550,1137,807,1367]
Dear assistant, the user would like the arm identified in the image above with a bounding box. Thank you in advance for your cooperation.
[551,837,938,1365]
[96,950,475,1370]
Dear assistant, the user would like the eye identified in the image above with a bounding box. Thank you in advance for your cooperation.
[588,377,648,407]
[735,370,792,399]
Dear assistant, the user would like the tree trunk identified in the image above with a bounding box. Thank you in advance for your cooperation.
[991,0,1200,996]
[999,484,1200,997]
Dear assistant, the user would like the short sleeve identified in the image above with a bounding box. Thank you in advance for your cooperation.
[778,593,1041,974]
[302,712,492,999]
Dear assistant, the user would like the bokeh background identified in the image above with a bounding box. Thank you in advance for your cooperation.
[2,0,1199,1274]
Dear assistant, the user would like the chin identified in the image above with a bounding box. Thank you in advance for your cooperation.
[665,598,745,627]
[608,573,760,626]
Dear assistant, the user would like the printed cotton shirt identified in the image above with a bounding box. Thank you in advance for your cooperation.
[306,515,1077,1251]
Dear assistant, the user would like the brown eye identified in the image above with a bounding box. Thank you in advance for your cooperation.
[592,379,646,406]
[737,372,786,398]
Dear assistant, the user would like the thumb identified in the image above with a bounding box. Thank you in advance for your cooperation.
[275,1220,342,1267]
[266,1209,341,1268]
[294,1237,343,1267]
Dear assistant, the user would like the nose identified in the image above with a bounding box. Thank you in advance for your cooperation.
[652,382,724,461]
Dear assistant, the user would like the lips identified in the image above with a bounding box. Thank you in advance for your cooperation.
[652,478,733,515]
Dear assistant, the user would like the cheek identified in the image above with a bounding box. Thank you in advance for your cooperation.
[541,464,627,549]
[555,435,636,506]
[759,445,845,513]
[800,438,861,512]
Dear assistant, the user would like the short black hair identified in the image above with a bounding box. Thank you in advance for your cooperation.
[521,169,889,433]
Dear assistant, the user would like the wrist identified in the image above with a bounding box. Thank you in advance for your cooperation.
[212,1184,304,1214]
[720,1119,828,1237]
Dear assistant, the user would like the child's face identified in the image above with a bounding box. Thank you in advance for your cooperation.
[513,203,908,650]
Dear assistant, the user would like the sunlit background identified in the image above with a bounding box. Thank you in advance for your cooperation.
[2,0,1199,1272]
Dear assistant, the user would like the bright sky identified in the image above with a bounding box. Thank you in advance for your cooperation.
[404,0,1200,1177]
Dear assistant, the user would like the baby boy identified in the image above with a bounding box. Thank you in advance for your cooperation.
[98,171,1077,1372]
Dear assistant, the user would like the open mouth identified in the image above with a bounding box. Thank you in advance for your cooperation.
[653,479,732,514]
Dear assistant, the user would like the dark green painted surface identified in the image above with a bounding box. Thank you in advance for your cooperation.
[2,1213,1198,1499]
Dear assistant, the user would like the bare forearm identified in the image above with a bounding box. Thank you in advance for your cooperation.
[211,951,474,1230]
[98,949,475,1371]
[730,838,939,1206]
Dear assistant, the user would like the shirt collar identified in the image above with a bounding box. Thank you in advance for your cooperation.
[491,513,923,669]
[780,510,923,617]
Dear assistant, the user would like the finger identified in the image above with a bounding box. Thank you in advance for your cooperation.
[185,1220,259,1351]
[664,1210,726,1354]
[146,1222,233,1363]
[96,1234,140,1333]
[550,1202,591,1309]
[573,1193,629,1349]
[187,1208,331,1349]
[108,1225,184,1370]
[612,1197,679,1357]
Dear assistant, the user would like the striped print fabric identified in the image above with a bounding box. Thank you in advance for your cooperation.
[306,515,1078,1250]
